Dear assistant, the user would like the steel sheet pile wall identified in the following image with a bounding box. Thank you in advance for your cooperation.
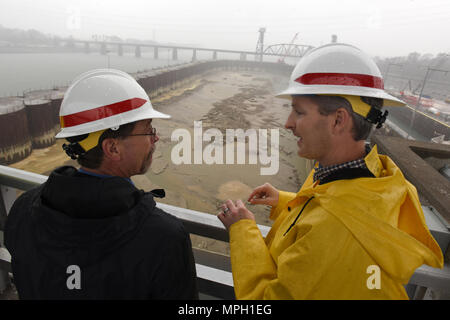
[0,98,32,165]
[1,60,293,165]
[24,90,58,148]
[24,100,55,148]
[50,89,65,131]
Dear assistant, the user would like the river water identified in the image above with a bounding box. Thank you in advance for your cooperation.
[0,51,192,97]
[0,50,298,98]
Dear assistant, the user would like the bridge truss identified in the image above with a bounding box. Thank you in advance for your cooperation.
[263,44,314,58]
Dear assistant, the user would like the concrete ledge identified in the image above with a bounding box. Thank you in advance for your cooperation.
[372,135,450,228]
[409,263,450,294]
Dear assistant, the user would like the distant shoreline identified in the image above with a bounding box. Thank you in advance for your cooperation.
[0,46,170,55]
[0,46,85,54]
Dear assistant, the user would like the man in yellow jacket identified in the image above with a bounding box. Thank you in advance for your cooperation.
[217,43,443,299]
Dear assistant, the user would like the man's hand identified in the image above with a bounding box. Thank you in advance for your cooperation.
[217,199,255,231]
[247,183,279,207]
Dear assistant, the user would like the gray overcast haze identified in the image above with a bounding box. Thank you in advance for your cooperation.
[0,0,449,57]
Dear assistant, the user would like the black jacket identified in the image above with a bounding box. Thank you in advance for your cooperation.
[4,166,198,299]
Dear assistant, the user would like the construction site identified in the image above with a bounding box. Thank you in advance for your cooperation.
[0,28,449,300]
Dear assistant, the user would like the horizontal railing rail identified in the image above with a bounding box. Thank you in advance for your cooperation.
[0,165,449,300]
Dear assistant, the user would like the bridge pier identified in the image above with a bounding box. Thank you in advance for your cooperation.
[213,51,217,60]
[154,47,159,59]
[84,42,90,54]
[192,49,197,62]
[135,45,141,58]
[118,44,123,56]
[66,39,75,49]
[100,43,107,55]
[172,48,178,60]
[240,53,247,61]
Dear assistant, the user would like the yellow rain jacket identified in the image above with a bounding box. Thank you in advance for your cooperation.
[229,146,443,299]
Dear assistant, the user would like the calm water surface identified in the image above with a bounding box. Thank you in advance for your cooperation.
[0,51,192,97]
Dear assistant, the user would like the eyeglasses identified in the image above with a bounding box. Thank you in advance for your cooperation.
[126,127,157,138]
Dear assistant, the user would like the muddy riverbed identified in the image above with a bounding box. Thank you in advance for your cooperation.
[10,69,314,255]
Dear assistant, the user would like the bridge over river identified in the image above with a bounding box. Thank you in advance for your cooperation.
[56,37,314,61]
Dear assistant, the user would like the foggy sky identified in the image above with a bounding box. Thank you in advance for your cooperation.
[0,0,449,58]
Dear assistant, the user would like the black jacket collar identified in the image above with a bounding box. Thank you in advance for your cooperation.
[41,166,144,219]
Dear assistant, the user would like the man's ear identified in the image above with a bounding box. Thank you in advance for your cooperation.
[101,138,121,161]
[332,108,352,134]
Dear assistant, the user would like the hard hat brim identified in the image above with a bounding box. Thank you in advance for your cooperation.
[55,102,170,139]
[275,84,406,107]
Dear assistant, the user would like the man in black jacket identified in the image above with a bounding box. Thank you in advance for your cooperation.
[4,69,198,299]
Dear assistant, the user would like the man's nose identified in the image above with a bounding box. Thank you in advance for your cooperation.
[285,111,294,131]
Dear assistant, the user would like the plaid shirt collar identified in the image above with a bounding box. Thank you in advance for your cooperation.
[313,145,371,183]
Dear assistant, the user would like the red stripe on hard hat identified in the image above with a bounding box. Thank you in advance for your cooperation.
[60,97,147,128]
[295,73,384,89]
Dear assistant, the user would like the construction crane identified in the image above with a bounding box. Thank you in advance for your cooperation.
[278,33,299,64]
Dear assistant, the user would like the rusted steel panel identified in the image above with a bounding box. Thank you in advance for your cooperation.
[24,99,56,149]
[0,104,32,165]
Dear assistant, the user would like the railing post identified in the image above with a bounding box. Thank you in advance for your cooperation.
[0,188,8,231]
[0,186,14,293]
[0,186,16,231]
[0,268,9,295]
[413,286,429,300]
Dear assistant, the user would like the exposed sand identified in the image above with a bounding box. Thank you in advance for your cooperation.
[143,71,311,223]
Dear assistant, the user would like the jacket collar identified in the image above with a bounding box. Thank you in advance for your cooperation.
[41,166,144,219]
[312,145,383,185]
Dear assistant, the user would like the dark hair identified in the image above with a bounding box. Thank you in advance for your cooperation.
[66,121,137,169]
[306,95,383,141]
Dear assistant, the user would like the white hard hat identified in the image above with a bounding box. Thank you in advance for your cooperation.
[56,69,170,139]
[276,43,405,107]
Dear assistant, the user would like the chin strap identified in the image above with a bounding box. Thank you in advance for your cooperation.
[365,108,389,129]
[62,142,85,160]
[331,95,388,129]
[62,129,107,160]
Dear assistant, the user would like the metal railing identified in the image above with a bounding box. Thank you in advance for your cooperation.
[0,165,271,299]
[0,165,449,300]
